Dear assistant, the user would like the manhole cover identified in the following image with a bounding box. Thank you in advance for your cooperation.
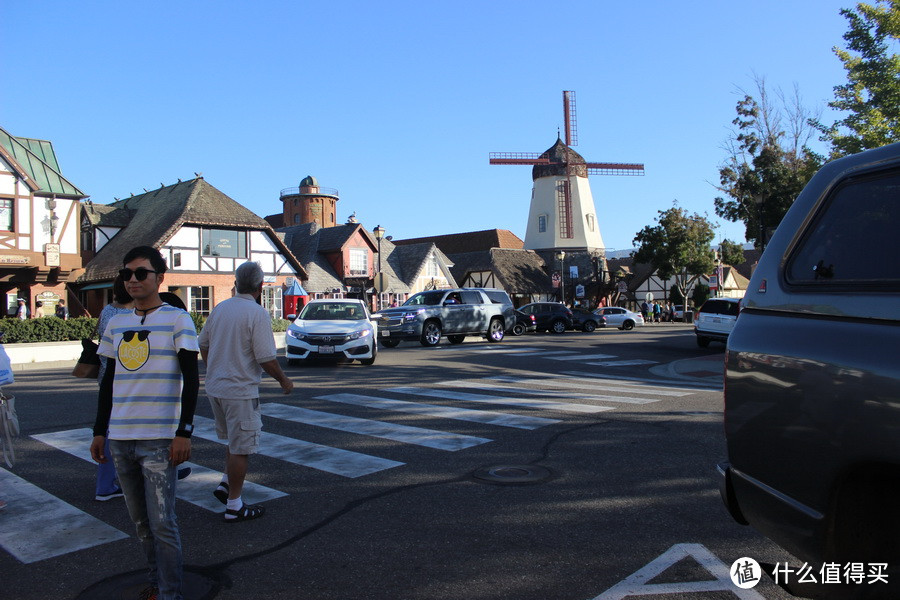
[472,464,552,485]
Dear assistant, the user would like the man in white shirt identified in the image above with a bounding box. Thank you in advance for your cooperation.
[198,261,293,523]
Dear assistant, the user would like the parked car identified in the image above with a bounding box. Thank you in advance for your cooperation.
[570,307,602,332]
[517,302,573,333]
[693,298,740,347]
[285,299,377,365]
[371,288,511,347]
[671,305,685,320]
[593,306,644,330]
[511,309,537,336]
[718,141,900,587]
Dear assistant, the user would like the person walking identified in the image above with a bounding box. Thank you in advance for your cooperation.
[198,261,293,523]
[34,301,45,318]
[653,301,661,323]
[93,275,133,502]
[15,299,27,320]
[90,246,199,600]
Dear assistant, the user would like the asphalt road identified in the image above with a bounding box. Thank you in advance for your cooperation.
[1,324,806,600]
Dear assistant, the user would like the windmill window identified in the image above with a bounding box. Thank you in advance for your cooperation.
[538,214,547,233]
[586,214,595,232]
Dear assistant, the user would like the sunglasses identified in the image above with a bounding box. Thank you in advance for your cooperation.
[119,267,158,282]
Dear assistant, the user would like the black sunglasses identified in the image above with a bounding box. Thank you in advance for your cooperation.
[119,267,158,282]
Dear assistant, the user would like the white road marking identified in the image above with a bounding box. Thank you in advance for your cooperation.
[434,380,659,404]
[259,404,491,451]
[546,353,617,361]
[192,416,403,477]
[489,376,693,397]
[591,543,764,599]
[585,359,659,367]
[386,387,614,414]
[559,371,721,392]
[0,467,129,564]
[31,429,287,510]
[316,393,560,430]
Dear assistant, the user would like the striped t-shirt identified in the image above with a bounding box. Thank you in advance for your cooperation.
[98,304,199,440]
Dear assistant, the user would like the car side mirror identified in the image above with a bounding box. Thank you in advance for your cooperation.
[286,314,296,321]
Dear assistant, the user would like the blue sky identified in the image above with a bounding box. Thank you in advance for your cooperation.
[3,1,854,251]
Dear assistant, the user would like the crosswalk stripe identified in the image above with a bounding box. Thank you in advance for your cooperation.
[260,403,491,451]
[316,393,560,430]
[31,429,287,511]
[489,376,692,397]
[434,380,659,405]
[558,371,721,392]
[585,359,658,367]
[0,467,129,564]
[546,353,616,361]
[386,387,614,414]
[192,416,403,477]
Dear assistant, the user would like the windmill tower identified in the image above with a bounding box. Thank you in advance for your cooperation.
[490,91,644,253]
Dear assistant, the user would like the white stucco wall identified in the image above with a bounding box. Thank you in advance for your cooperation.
[524,174,605,251]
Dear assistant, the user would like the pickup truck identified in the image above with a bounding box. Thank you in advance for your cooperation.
[372,288,512,347]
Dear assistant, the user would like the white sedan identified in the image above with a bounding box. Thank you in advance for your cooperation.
[285,299,377,365]
[593,307,644,330]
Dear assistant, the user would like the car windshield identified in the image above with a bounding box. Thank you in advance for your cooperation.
[299,303,366,320]
[403,291,445,306]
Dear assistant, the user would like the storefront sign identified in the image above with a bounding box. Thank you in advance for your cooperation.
[44,243,60,267]
[0,255,29,265]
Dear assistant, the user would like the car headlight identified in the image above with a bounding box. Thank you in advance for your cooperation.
[287,330,310,342]
[349,329,373,340]
[403,309,425,321]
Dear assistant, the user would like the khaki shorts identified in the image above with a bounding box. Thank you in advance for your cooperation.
[208,396,261,455]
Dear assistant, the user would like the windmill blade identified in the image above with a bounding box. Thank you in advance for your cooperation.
[563,91,578,147]
[585,162,645,176]
[489,152,551,165]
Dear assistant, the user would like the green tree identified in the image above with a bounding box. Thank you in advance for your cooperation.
[632,204,716,305]
[718,239,746,266]
[813,0,900,157]
[715,79,822,248]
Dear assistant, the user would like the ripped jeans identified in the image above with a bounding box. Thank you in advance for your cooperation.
[109,439,182,600]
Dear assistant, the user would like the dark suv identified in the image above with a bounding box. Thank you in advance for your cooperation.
[517,302,573,333]
[719,141,900,591]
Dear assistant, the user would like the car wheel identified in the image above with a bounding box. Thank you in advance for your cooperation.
[622,320,635,331]
[550,319,567,334]
[420,320,442,346]
[359,341,377,365]
[512,323,526,336]
[379,339,400,348]
[487,318,504,343]
[447,335,465,344]
[696,335,710,348]
[582,320,596,333]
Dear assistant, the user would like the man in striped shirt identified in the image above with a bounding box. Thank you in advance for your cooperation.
[91,245,199,600]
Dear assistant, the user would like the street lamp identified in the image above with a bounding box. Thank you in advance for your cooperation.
[373,225,385,310]
[754,194,766,252]
[556,250,566,305]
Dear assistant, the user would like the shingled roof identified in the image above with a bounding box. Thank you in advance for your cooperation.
[449,248,549,293]
[80,178,305,282]
[392,229,524,256]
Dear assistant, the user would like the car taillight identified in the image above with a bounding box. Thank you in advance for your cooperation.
[529,315,536,323]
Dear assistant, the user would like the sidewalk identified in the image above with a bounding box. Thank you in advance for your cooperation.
[650,353,725,386]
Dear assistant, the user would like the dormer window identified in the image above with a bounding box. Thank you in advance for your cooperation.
[349,247,367,276]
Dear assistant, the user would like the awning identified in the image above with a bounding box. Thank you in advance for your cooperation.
[284,280,308,296]
[79,282,113,291]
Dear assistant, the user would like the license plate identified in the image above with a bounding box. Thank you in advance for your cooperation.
[712,317,722,323]
[380,330,390,337]
[318,345,335,354]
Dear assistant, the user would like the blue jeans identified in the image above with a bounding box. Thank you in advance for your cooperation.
[109,439,182,600]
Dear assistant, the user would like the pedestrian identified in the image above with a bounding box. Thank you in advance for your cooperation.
[90,246,200,600]
[198,261,293,523]
[93,275,133,502]
[653,301,661,323]
[55,299,69,320]
[34,301,45,318]
[15,299,27,320]
[640,300,649,322]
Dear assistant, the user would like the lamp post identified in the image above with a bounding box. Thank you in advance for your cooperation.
[373,225,385,310]
[754,194,766,252]
[556,250,566,305]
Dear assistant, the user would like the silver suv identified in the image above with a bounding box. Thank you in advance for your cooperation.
[693,297,740,347]
[719,141,900,591]
[373,288,513,347]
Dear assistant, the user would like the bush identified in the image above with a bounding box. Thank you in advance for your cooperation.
[272,318,290,332]
[189,312,206,334]
[0,316,98,343]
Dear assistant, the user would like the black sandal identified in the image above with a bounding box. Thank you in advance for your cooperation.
[223,502,265,523]
[213,481,229,505]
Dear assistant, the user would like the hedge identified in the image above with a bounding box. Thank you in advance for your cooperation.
[0,314,291,343]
